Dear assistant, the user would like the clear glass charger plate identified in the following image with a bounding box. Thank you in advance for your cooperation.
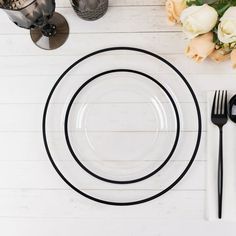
[43,47,202,205]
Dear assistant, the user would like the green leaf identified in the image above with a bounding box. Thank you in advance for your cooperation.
[186,0,204,6]
[210,1,231,16]
[186,0,236,15]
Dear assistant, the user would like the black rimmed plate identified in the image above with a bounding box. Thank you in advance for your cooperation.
[43,47,201,205]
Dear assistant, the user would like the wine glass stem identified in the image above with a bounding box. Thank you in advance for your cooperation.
[41,24,57,37]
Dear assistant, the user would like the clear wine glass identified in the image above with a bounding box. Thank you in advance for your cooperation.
[0,0,69,50]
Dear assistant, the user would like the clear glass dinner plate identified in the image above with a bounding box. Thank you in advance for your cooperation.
[43,47,201,205]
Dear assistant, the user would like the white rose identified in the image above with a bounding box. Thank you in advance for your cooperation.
[218,7,236,44]
[180,4,218,39]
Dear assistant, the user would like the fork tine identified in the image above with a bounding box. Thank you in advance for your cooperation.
[220,90,224,114]
[224,90,228,115]
[212,91,217,116]
[216,90,220,114]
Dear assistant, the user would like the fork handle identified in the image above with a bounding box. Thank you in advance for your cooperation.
[218,127,223,219]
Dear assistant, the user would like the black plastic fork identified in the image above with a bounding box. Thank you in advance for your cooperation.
[211,90,228,219]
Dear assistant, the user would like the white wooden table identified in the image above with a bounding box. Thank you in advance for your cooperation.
[0,0,236,235]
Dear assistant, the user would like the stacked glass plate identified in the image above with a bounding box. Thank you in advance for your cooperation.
[43,47,202,205]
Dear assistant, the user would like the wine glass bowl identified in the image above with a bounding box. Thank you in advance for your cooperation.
[0,0,69,50]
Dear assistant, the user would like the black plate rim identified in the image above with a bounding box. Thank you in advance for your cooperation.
[64,68,180,184]
[42,47,202,206]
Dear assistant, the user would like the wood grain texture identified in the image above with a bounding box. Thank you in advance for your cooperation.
[0,6,177,34]
[0,219,235,236]
[57,0,165,7]
[0,0,236,235]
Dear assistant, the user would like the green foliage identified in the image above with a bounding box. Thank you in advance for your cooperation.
[186,0,236,15]
[211,0,235,16]
[186,0,204,6]
[186,0,218,6]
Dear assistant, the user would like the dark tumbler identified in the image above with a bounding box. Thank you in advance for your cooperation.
[70,0,108,21]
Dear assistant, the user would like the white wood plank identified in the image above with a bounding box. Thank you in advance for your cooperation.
[0,103,206,131]
[0,6,178,34]
[1,74,235,104]
[0,33,186,56]
[0,74,202,103]
[0,131,206,161]
[0,160,205,189]
[0,189,204,219]
[0,74,203,103]
[0,55,234,77]
[57,0,165,7]
[0,74,236,104]
[0,218,236,236]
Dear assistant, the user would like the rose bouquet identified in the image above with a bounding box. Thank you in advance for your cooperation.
[165,0,236,68]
